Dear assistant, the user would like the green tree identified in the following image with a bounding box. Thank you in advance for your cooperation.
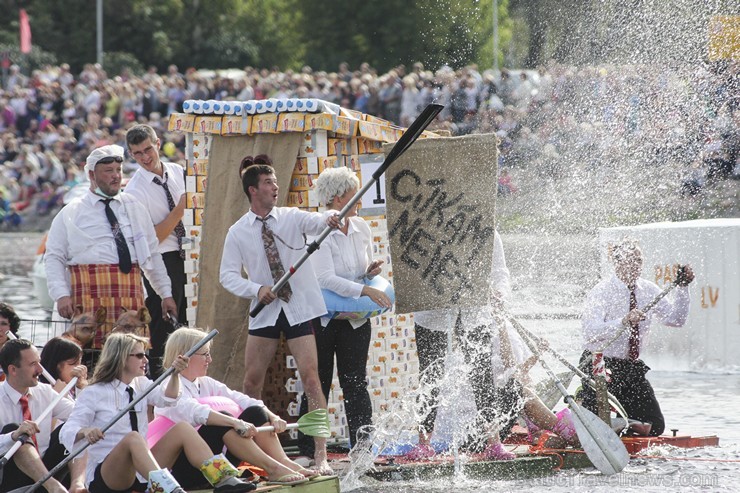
[294,0,512,72]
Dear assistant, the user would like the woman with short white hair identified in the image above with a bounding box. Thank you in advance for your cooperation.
[298,166,391,455]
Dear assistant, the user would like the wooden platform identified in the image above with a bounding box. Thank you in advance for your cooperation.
[364,455,554,481]
[189,476,339,493]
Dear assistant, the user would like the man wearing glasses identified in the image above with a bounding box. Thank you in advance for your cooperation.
[45,144,176,359]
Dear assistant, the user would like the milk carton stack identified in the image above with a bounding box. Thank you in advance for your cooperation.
[181,134,211,324]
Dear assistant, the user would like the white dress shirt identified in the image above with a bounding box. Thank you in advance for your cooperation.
[59,377,178,485]
[0,381,75,456]
[414,231,511,331]
[45,190,172,302]
[124,162,186,254]
[581,274,691,359]
[491,326,532,386]
[310,216,374,329]
[154,374,264,426]
[219,207,330,330]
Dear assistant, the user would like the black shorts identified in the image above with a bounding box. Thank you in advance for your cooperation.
[89,462,146,493]
[249,310,316,340]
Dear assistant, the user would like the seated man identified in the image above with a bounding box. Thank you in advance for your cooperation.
[0,339,87,493]
[579,238,694,436]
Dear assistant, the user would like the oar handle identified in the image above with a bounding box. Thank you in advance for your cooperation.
[0,377,78,469]
[249,103,443,319]
[255,422,299,433]
[25,329,218,493]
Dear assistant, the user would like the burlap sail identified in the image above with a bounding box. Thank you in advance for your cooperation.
[196,133,303,392]
[384,133,499,314]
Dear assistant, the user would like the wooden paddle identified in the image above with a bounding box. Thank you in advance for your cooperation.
[0,377,78,483]
[256,409,331,438]
[504,311,628,420]
[249,103,444,317]
[17,329,218,493]
[514,325,630,475]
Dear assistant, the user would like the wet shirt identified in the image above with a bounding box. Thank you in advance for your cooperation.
[414,231,511,331]
[581,275,691,359]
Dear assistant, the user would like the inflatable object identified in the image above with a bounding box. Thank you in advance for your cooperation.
[147,395,241,448]
[322,276,395,321]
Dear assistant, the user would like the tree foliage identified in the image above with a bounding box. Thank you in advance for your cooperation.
[0,0,515,73]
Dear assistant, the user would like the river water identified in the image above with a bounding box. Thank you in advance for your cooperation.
[2,232,738,492]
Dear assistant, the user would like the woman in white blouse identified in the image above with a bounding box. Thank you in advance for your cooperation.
[298,167,391,455]
[156,327,316,486]
[60,333,256,493]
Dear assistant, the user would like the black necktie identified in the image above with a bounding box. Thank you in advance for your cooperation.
[627,285,640,360]
[125,386,138,432]
[152,173,186,260]
[102,199,132,274]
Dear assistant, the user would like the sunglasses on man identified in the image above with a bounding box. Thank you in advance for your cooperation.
[96,156,124,165]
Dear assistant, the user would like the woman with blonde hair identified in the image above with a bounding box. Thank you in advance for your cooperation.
[298,166,391,456]
[156,327,314,485]
[60,333,256,493]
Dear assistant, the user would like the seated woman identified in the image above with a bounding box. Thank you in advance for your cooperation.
[156,327,314,486]
[60,333,256,493]
[298,166,391,455]
[40,336,89,399]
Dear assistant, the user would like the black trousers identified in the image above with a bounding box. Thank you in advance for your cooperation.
[578,350,665,436]
[143,251,188,378]
[0,424,69,490]
[415,320,503,445]
[298,318,373,453]
[170,406,269,489]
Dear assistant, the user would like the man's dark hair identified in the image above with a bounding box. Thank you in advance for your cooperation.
[240,154,274,201]
[0,302,20,334]
[0,338,33,375]
[126,124,158,148]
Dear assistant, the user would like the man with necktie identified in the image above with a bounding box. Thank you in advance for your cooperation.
[219,156,339,475]
[45,144,176,359]
[579,238,694,436]
[125,125,188,378]
[0,338,86,493]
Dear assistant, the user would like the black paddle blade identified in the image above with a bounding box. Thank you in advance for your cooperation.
[373,103,443,179]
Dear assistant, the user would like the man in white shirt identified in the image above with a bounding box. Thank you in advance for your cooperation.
[45,144,176,353]
[410,231,516,459]
[219,158,339,475]
[0,338,85,493]
[124,125,188,378]
[580,238,694,436]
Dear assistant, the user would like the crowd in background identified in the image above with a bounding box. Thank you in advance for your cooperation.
[1,58,737,228]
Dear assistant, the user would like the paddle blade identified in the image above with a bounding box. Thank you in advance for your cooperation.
[534,371,575,409]
[569,402,630,475]
[373,103,443,179]
[296,408,331,438]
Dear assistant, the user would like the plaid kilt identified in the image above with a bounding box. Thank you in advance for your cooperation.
[69,263,148,349]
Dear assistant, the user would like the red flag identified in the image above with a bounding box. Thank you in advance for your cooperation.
[19,9,32,54]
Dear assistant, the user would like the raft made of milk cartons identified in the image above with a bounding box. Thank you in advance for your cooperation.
[168,99,433,445]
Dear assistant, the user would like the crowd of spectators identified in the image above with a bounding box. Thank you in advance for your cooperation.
[1,58,737,229]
